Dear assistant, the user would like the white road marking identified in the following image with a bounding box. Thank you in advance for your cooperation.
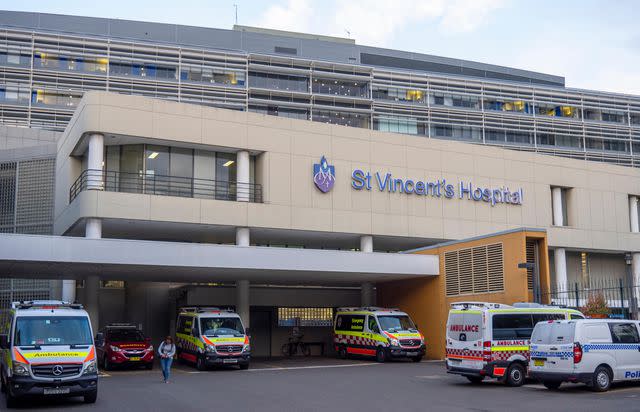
[245,363,381,372]
[415,375,442,379]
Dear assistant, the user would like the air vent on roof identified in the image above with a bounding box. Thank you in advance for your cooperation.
[274,46,297,55]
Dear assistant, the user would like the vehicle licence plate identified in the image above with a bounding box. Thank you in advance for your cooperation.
[44,388,71,395]
[405,352,418,356]
[129,357,140,361]
[223,358,238,364]
[534,359,544,367]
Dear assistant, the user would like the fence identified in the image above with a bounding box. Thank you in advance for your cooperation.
[541,278,639,319]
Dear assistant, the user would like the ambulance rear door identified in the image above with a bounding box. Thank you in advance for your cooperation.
[446,310,484,370]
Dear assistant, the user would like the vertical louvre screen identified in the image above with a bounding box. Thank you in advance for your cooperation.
[444,243,504,296]
[525,239,535,290]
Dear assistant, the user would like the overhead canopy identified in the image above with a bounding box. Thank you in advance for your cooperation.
[0,234,438,286]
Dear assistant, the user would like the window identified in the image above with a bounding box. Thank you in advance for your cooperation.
[200,317,244,336]
[334,314,365,332]
[375,116,420,135]
[312,110,370,128]
[107,329,145,342]
[367,315,380,333]
[249,72,308,92]
[177,315,194,335]
[312,77,369,98]
[492,314,534,340]
[608,323,640,343]
[100,281,124,289]
[551,186,569,227]
[570,314,585,320]
[536,104,580,119]
[278,308,333,327]
[14,316,92,346]
[444,243,504,296]
[532,313,566,324]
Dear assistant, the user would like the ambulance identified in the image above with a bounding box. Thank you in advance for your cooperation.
[175,307,250,370]
[530,319,640,392]
[0,301,98,408]
[445,302,584,386]
[333,307,425,362]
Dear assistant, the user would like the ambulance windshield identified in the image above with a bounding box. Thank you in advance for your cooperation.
[377,315,416,332]
[14,316,93,346]
[200,317,244,337]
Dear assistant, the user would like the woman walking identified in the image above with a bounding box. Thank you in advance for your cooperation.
[158,336,176,383]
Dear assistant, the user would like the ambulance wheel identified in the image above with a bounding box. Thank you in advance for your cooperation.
[145,362,153,370]
[338,345,348,360]
[196,356,207,371]
[590,366,612,392]
[5,389,17,409]
[543,381,562,390]
[375,347,386,363]
[239,363,249,370]
[505,363,525,387]
[83,390,98,404]
[466,376,484,384]
[411,356,423,363]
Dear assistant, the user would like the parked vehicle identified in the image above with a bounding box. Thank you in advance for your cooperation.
[95,323,154,370]
[0,301,98,408]
[445,302,584,386]
[333,307,425,363]
[529,319,640,392]
[175,307,250,370]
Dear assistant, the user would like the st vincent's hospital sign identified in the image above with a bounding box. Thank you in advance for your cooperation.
[351,169,524,207]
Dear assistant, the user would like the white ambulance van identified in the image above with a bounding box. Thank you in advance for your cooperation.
[445,302,584,386]
[0,301,98,408]
[529,319,640,392]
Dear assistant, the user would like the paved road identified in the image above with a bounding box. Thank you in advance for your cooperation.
[8,358,640,411]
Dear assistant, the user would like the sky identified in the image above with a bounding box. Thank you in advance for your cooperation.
[2,0,639,94]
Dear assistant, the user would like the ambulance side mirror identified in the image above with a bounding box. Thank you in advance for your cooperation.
[0,334,8,349]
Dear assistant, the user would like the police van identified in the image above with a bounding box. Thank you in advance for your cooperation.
[333,307,425,362]
[445,302,584,386]
[175,307,250,370]
[0,301,98,408]
[529,319,640,392]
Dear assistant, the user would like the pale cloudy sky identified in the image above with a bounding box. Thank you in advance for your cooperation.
[3,0,639,94]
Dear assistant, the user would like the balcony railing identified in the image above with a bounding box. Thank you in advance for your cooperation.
[69,169,263,203]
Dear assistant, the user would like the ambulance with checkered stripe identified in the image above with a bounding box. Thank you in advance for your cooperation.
[333,307,425,362]
[446,302,584,386]
[175,307,250,371]
[529,319,640,392]
[0,301,98,408]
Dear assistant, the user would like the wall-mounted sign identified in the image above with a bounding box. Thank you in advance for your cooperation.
[313,156,335,193]
[351,169,523,207]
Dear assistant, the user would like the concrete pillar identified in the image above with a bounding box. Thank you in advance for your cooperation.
[236,280,250,331]
[630,196,639,233]
[554,248,568,290]
[87,133,104,190]
[361,282,374,307]
[634,253,640,291]
[62,280,76,303]
[552,187,564,226]
[237,150,250,202]
[236,227,250,247]
[85,218,102,239]
[360,235,373,253]
[85,275,100,333]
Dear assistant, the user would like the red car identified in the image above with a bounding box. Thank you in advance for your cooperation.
[96,324,154,370]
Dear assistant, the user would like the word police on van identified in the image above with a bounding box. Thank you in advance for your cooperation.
[446,302,584,386]
[0,301,98,408]
[529,319,640,392]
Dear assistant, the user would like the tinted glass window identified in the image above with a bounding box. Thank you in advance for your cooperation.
[334,315,365,332]
[108,329,145,342]
[14,316,92,346]
[200,318,244,336]
[570,314,585,320]
[609,323,640,343]
[378,315,416,332]
[492,314,534,340]
[367,316,380,333]
[447,313,482,341]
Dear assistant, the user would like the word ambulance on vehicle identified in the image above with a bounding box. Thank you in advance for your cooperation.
[175,307,250,370]
[445,302,584,386]
[333,307,425,363]
[529,319,640,392]
[0,301,98,409]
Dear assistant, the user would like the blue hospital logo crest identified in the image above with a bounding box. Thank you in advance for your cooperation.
[313,156,335,193]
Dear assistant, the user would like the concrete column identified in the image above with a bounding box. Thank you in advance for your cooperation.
[87,133,104,190]
[237,150,250,202]
[634,253,640,290]
[630,196,639,233]
[552,187,564,226]
[361,282,374,307]
[554,248,568,290]
[236,227,250,247]
[236,280,250,331]
[85,217,102,239]
[85,275,100,333]
[62,280,76,303]
[360,235,373,253]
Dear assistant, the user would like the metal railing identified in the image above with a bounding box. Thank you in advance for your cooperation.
[69,169,262,203]
[541,278,639,319]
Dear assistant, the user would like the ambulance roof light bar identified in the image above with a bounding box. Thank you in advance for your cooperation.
[337,307,402,312]
[449,302,513,310]
[12,300,84,310]
[179,306,235,314]
[105,323,138,329]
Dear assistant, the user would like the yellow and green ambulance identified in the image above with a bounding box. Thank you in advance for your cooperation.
[175,307,250,370]
[333,307,425,363]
